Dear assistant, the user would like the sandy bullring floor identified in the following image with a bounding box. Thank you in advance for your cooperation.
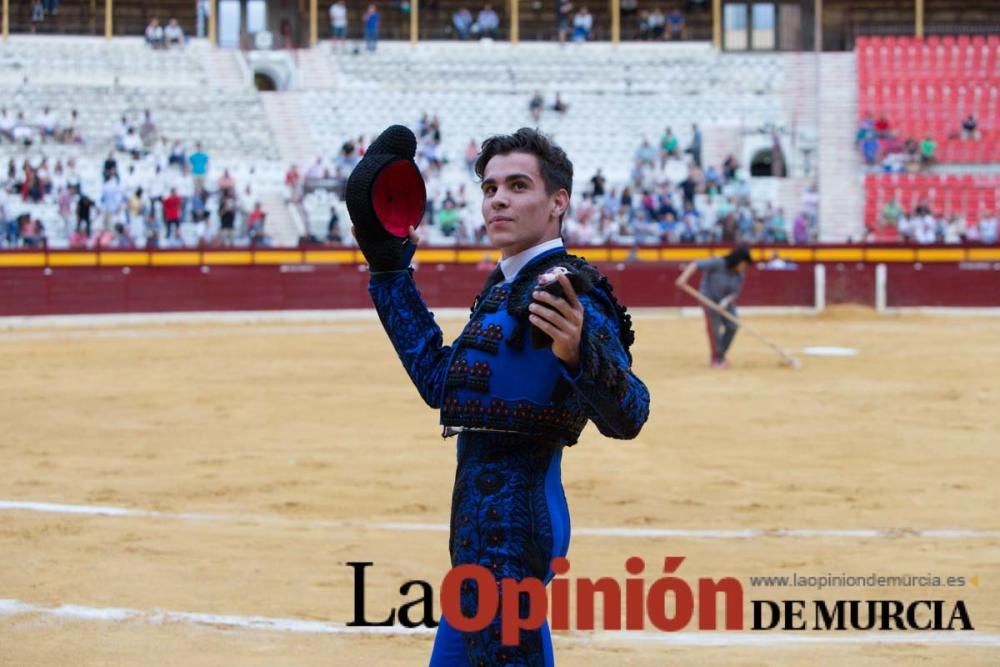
[1,307,998,666]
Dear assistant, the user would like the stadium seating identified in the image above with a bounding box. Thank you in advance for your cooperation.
[864,173,1000,232]
[856,35,1000,163]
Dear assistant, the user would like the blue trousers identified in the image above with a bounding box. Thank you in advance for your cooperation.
[428,433,570,666]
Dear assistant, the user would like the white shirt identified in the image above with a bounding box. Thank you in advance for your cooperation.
[330,3,347,27]
[499,237,565,282]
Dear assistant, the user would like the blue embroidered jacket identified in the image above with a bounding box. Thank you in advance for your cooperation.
[368,250,649,447]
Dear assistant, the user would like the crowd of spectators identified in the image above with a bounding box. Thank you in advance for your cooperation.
[557,146,817,247]
[856,112,986,173]
[292,113,821,248]
[0,107,86,148]
[145,18,186,49]
[1,107,271,250]
[869,198,998,245]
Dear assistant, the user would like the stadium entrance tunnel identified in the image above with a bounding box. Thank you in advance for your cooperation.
[750,148,787,177]
[247,51,295,91]
[254,72,277,91]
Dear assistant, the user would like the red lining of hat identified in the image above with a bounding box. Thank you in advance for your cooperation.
[372,161,426,238]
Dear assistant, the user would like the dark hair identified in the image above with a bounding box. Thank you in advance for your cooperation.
[724,245,752,269]
[474,128,573,199]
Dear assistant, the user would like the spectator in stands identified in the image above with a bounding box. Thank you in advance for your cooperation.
[162,188,183,239]
[464,138,479,175]
[168,140,186,168]
[704,164,722,194]
[437,199,459,237]
[856,113,874,144]
[874,114,890,138]
[646,8,665,39]
[218,195,237,246]
[20,216,44,248]
[943,214,965,244]
[961,114,980,141]
[881,198,901,228]
[165,19,185,48]
[100,176,124,231]
[717,156,735,184]
[634,138,657,169]
[552,93,569,114]
[218,169,236,197]
[31,1,44,32]
[65,158,81,192]
[476,4,499,39]
[452,7,473,39]
[145,18,165,49]
[801,183,819,234]
[36,106,58,142]
[285,164,302,202]
[61,109,84,144]
[667,7,686,40]
[685,123,703,167]
[766,208,788,243]
[75,188,96,238]
[620,0,637,23]
[12,112,35,146]
[590,168,606,198]
[189,142,209,191]
[979,211,999,245]
[659,127,679,164]
[126,187,146,239]
[331,0,348,50]
[247,202,268,246]
[861,131,880,165]
[792,211,809,244]
[139,110,157,148]
[363,4,380,53]
[122,128,144,159]
[197,0,210,38]
[919,134,936,168]
[327,207,343,244]
[529,91,544,121]
[556,0,573,42]
[572,7,593,42]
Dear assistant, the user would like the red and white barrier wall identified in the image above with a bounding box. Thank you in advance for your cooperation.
[0,246,997,317]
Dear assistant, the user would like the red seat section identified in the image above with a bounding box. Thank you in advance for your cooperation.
[864,173,1000,229]
[856,36,1000,163]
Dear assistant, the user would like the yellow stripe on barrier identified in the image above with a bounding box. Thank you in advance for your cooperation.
[253,250,304,265]
[0,253,46,267]
[633,248,660,261]
[571,248,611,261]
[660,248,711,262]
[304,249,357,264]
[773,248,814,261]
[415,249,460,263]
[48,253,98,267]
[967,248,1000,262]
[203,251,253,265]
[151,252,201,266]
[814,248,864,262]
[456,249,501,263]
[99,252,149,266]
[865,248,916,262]
[916,248,965,262]
[608,249,632,262]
